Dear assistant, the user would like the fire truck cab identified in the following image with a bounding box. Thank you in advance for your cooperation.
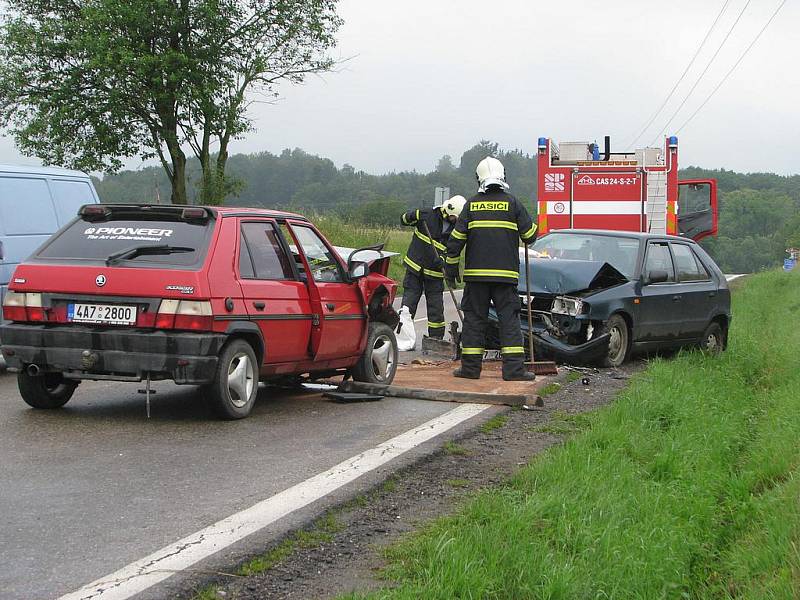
[536,136,717,241]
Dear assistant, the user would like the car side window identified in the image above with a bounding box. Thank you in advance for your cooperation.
[290,225,344,283]
[240,222,295,280]
[644,242,675,282]
[671,243,710,282]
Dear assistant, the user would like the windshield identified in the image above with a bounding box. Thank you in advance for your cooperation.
[36,217,213,268]
[531,233,640,279]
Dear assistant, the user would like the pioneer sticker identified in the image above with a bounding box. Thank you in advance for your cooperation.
[83,227,174,242]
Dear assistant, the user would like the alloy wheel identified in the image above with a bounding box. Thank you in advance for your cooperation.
[370,334,395,382]
[227,352,255,408]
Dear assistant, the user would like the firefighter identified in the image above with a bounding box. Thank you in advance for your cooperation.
[400,195,466,339]
[445,157,537,381]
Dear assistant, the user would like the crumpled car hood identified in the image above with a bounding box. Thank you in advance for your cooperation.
[519,258,629,295]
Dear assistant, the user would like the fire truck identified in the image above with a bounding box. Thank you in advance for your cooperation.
[536,136,718,241]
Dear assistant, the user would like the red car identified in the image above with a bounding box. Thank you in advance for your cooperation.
[0,204,399,419]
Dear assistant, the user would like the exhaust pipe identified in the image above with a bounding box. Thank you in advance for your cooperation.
[603,135,611,161]
[26,364,41,377]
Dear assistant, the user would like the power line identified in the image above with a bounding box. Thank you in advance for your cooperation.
[624,0,731,150]
[676,0,788,134]
[649,0,753,146]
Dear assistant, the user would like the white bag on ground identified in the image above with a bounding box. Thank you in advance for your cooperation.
[395,306,416,351]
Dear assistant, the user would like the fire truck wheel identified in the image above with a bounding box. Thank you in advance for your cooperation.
[18,371,79,409]
[204,339,258,420]
[351,322,398,385]
[602,314,630,368]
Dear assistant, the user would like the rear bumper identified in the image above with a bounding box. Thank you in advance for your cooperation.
[0,323,225,384]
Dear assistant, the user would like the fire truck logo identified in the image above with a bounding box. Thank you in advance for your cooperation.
[544,173,565,192]
[577,175,595,185]
[554,202,566,214]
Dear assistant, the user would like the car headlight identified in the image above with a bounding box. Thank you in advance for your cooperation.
[551,296,584,316]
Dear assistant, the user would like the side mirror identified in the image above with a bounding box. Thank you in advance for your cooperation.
[349,261,369,280]
[646,270,669,284]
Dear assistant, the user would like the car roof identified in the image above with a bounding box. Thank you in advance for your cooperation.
[543,229,694,243]
[211,206,307,220]
[0,163,92,178]
[88,204,308,221]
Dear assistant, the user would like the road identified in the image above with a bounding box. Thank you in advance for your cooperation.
[1,276,741,598]
[0,370,491,600]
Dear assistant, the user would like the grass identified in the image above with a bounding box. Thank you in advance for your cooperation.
[442,441,470,456]
[566,371,582,383]
[346,270,800,599]
[236,513,342,577]
[538,382,561,396]
[446,479,470,488]
[312,214,412,286]
[479,414,508,433]
[531,410,593,436]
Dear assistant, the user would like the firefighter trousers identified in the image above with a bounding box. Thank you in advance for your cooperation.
[459,281,526,379]
[401,269,446,338]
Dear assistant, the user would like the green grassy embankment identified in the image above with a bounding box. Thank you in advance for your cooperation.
[313,214,411,286]
[350,271,800,599]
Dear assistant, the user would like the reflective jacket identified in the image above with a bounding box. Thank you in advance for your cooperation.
[445,189,537,284]
[401,207,452,279]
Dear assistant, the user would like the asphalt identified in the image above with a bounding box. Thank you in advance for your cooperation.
[0,369,478,600]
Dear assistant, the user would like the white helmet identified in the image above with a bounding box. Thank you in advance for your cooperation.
[442,195,466,218]
[476,156,509,192]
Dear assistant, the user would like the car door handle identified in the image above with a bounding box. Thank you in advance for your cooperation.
[708,291,716,298]
[672,295,682,302]
[253,301,265,310]
[326,303,335,311]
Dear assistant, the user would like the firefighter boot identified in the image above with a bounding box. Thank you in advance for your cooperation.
[453,368,480,379]
[502,356,535,381]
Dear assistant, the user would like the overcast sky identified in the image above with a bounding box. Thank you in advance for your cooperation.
[0,0,797,175]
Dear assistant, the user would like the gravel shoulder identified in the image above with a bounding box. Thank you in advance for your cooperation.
[179,360,644,600]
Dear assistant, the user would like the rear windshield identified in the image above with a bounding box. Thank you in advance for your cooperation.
[36,216,214,268]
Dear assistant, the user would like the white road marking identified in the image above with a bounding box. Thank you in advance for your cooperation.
[59,403,489,600]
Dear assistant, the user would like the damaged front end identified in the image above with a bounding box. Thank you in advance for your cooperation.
[514,258,630,364]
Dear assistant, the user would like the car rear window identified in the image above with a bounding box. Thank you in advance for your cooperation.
[36,215,213,268]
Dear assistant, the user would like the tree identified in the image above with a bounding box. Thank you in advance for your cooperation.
[0,0,342,204]
[436,154,455,174]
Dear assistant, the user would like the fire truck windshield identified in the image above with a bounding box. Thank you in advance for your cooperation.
[531,232,639,279]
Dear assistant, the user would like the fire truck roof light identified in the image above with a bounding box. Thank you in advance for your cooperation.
[669,136,678,146]
[538,137,547,148]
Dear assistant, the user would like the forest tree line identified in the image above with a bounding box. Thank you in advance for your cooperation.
[93,142,800,273]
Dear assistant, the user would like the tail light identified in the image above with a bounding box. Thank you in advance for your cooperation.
[155,299,213,331]
[3,292,45,322]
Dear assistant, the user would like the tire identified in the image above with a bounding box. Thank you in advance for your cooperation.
[351,322,399,385]
[699,322,724,355]
[602,314,630,368]
[204,339,258,420]
[18,372,78,409]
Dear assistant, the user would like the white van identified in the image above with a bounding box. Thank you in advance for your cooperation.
[0,165,100,367]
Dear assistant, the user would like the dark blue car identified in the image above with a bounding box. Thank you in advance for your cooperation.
[488,230,732,367]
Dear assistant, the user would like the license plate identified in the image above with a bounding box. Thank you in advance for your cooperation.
[67,303,137,325]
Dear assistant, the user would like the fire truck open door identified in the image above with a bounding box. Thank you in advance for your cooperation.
[677,179,718,241]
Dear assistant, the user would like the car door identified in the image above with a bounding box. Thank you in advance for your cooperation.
[637,240,681,343]
[284,221,367,361]
[237,220,312,364]
[677,180,717,241]
[669,242,717,340]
